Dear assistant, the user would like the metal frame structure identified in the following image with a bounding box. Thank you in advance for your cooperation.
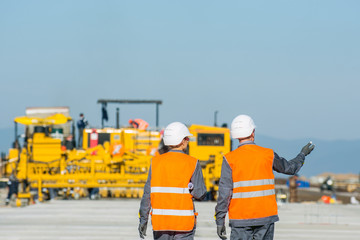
[97,99,162,128]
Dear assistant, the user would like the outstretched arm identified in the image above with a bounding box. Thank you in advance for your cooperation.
[273,142,315,175]
[273,152,305,175]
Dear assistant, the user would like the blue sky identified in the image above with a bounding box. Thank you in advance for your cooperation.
[1,0,359,140]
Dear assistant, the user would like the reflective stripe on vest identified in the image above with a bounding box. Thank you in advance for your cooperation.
[233,189,275,199]
[233,179,274,188]
[152,209,194,216]
[151,187,190,194]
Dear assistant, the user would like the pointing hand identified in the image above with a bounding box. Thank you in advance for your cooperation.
[301,142,315,156]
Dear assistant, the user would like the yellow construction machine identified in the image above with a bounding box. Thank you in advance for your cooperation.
[1,104,230,206]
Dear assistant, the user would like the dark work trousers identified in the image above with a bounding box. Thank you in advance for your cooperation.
[153,227,196,240]
[230,223,274,240]
[6,181,19,201]
[78,128,84,148]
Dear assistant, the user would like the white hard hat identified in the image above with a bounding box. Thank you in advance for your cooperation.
[230,115,256,139]
[163,122,193,146]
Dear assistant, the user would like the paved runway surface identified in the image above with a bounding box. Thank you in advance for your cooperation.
[0,199,360,240]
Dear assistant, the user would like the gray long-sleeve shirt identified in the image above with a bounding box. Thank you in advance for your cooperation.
[215,141,306,227]
[139,150,207,225]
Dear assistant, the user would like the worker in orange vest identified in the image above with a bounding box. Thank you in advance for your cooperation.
[129,118,149,130]
[215,115,315,240]
[138,122,207,239]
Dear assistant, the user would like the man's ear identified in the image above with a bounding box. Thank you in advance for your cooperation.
[250,130,255,140]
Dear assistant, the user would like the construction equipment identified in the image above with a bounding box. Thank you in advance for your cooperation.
[0,105,230,206]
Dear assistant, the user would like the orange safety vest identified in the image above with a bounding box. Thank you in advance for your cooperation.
[129,119,149,130]
[225,144,277,221]
[150,151,197,231]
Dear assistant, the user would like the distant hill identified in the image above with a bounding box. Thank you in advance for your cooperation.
[1,127,359,177]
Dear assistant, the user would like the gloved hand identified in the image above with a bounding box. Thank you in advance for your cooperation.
[138,222,147,239]
[217,225,227,239]
[301,142,315,156]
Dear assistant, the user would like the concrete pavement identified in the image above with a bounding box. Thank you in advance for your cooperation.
[0,199,360,240]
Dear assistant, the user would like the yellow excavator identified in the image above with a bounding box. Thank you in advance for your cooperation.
[1,102,230,206]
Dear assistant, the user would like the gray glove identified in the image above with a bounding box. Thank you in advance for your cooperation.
[217,225,227,239]
[138,222,147,239]
[301,142,315,156]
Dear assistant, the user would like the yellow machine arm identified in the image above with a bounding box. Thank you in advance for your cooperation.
[14,113,70,125]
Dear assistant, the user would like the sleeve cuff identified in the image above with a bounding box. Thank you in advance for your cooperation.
[215,218,225,226]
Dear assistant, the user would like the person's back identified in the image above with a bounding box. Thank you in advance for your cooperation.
[215,114,315,240]
[151,151,198,231]
[225,144,278,225]
[138,122,207,240]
